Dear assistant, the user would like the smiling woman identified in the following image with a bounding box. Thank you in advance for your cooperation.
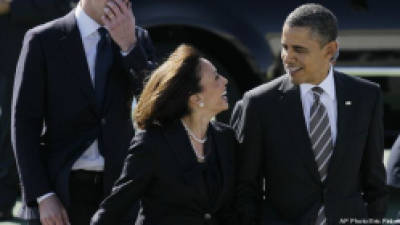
[134,44,229,130]
[91,44,238,225]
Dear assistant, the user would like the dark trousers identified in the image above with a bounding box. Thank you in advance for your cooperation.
[25,170,104,225]
[68,170,104,225]
[68,170,140,225]
[27,170,139,225]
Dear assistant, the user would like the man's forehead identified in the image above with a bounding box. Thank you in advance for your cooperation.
[281,25,322,45]
[282,25,313,36]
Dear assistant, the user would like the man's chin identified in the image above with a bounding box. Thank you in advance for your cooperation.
[289,72,303,85]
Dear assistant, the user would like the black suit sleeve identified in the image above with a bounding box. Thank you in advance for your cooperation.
[121,28,157,96]
[11,30,51,205]
[230,95,264,225]
[91,137,155,225]
[9,0,76,25]
[360,87,388,219]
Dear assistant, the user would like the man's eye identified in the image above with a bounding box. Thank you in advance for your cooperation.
[295,48,307,53]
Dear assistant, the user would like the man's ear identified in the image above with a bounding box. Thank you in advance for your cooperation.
[325,41,338,62]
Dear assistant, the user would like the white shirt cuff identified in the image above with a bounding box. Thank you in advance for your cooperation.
[37,192,56,204]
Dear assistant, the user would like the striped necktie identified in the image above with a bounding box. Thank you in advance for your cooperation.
[309,86,333,225]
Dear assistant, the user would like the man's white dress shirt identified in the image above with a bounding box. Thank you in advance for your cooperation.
[299,66,338,144]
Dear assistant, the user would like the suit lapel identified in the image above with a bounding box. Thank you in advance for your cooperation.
[162,121,209,205]
[278,75,321,184]
[58,10,99,116]
[327,71,355,181]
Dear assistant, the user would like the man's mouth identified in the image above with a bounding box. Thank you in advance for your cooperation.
[285,65,302,74]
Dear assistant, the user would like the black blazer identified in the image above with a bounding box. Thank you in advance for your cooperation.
[91,120,238,225]
[1,0,78,160]
[387,135,400,188]
[230,71,388,225]
[11,9,156,214]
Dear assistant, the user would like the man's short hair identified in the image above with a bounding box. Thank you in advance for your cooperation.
[284,3,338,47]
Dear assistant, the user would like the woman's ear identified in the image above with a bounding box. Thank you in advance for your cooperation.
[189,94,204,108]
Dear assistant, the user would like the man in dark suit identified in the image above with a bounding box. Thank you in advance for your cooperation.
[387,135,400,188]
[386,135,400,222]
[231,3,388,225]
[0,0,78,220]
[12,0,156,224]
[387,135,400,190]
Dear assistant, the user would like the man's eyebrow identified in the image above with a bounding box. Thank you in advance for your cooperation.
[281,43,308,50]
[293,45,308,51]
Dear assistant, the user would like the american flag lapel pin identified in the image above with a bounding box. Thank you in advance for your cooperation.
[345,100,352,106]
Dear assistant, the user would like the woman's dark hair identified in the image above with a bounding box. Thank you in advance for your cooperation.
[134,44,202,129]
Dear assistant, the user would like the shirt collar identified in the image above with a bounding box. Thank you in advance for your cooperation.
[300,65,336,101]
[75,4,101,39]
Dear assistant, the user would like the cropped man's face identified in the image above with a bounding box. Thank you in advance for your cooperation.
[81,0,112,25]
[281,24,336,85]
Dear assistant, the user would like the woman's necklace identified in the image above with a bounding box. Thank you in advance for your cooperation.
[181,119,207,163]
[181,119,207,144]
[190,141,205,163]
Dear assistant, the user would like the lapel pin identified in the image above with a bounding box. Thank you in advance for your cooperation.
[345,101,352,106]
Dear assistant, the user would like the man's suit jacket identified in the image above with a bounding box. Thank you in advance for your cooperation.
[230,71,388,225]
[11,9,156,216]
[0,0,78,175]
[91,120,238,225]
[0,0,78,214]
[387,135,400,188]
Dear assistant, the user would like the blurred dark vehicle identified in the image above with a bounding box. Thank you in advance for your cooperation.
[133,0,400,148]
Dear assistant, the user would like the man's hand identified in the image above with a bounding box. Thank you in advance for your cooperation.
[38,195,70,225]
[102,0,137,52]
[0,0,11,15]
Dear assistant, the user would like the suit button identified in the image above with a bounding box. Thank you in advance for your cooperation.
[204,213,212,220]
[101,118,106,126]
[129,68,136,75]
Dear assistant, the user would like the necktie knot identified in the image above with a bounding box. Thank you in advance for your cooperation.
[98,27,109,40]
[312,86,323,102]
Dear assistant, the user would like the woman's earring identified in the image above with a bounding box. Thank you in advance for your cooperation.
[199,102,204,108]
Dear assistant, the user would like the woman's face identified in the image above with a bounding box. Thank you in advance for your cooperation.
[195,58,229,115]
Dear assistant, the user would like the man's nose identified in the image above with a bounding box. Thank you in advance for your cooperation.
[282,49,295,64]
